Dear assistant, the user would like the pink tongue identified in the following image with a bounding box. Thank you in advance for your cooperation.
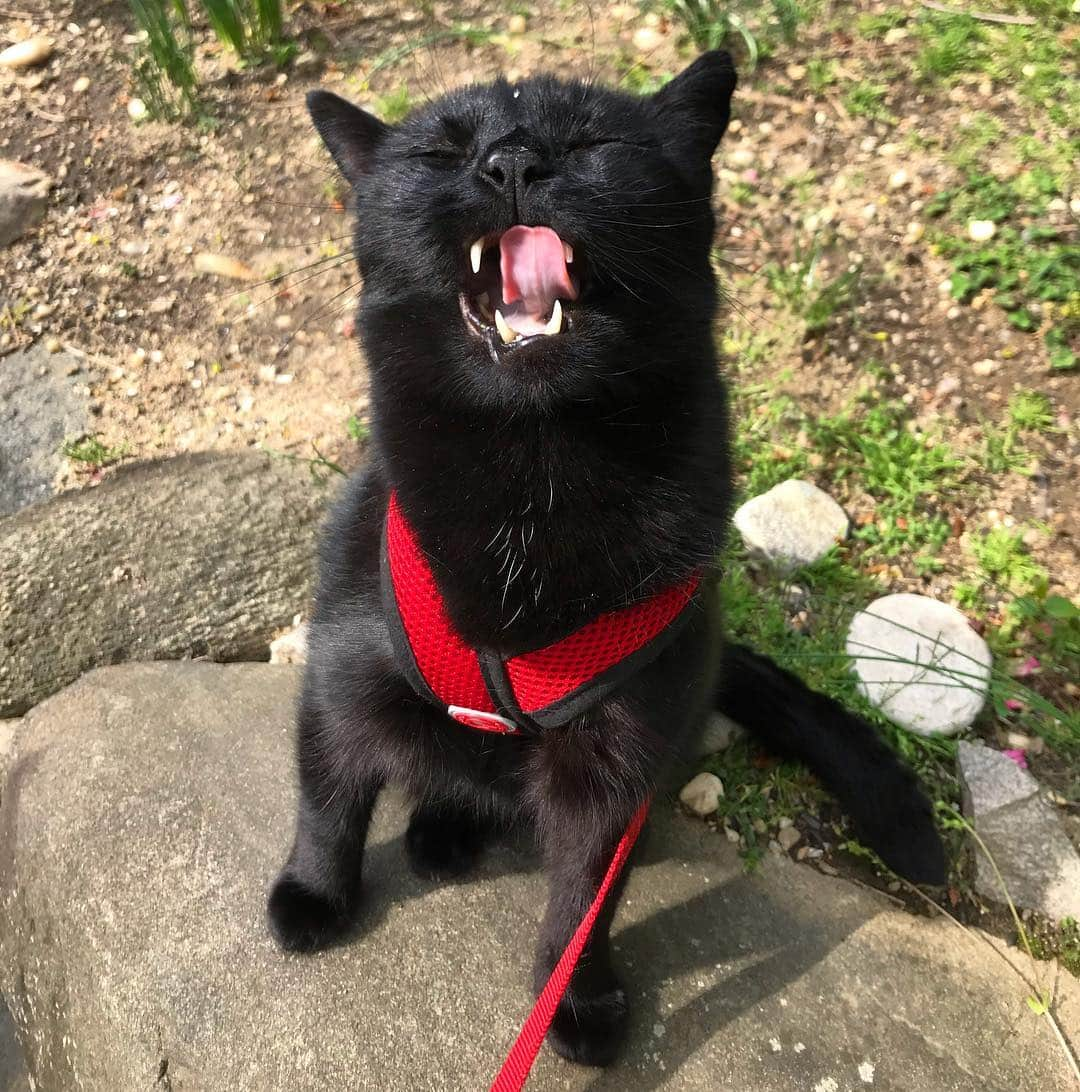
[499,226,577,315]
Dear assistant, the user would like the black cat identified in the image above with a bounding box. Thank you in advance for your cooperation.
[267,50,946,1068]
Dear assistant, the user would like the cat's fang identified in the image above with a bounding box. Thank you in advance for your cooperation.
[494,308,518,344]
[544,299,563,335]
[563,243,573,265]
[470,239,484,275]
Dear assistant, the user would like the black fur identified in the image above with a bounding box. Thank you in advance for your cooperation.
[269,52,945,1066]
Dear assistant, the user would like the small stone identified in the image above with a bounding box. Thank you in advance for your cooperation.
[729,147,754,168]
[72,76,90,94]
[967,220,996,242]
[887,169,909,191]
[127,98,148,122]
[632,27,662,51]
[148,294,176,315]
[846,594,991,737]
[958,741,1080,921]
[777,826,801,852]
[679,772,724,817]
[883,27,908,45]
[507,13,527,33]
[818,862,839,877]
[193,252,255,281]
[902,221,924,245]
[972,358,998,377]
[269,622,309,665]
[695,712,743,757]
[44,336,62,354]
[0,37,55,69]
[733,479,849,570]
[0,160,51,247]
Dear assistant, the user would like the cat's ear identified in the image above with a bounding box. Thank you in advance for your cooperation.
[307,90,388,184]
[652,50,737,163]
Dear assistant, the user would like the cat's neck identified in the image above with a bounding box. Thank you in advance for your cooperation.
[373,376,731,653]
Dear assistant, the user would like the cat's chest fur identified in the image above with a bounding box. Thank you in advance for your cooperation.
[382,405,726,653]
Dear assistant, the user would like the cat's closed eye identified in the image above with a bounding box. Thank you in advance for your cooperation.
[565,137,658,154]
[406,146,467,164]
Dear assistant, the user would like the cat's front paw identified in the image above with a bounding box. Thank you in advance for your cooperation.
[266,874,355,952]
[547,985,629,1067]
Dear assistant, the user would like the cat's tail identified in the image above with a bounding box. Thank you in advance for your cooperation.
[714,643,947,885]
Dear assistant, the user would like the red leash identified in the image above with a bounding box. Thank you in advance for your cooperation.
[490,799,651,1092]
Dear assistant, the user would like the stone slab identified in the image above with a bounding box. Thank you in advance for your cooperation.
[0,343,89,517]
[1,663,1076,1091]
[0,451,333,716]
[959,741,1080,922]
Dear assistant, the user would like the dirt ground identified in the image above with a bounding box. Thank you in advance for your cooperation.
[1,2,1075,561]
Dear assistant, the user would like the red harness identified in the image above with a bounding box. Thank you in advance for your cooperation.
[382,492,700,735]
[381,492,699,1089]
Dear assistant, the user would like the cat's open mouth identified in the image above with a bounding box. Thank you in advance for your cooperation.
[459,225,583,355]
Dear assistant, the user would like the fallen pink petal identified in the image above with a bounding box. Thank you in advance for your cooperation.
[1016,656,1040,678]
[1004,698,1024,712]
[1001,749,1028,769]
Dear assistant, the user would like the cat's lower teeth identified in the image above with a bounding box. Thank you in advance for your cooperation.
[493,299,564,343]
[495,308,518,344]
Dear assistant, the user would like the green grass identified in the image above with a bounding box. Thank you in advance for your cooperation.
[970,527,1048,598]
[201,0,290,63]
[805,58,835,94]
[980,391,1054,476]
[763,236,862,335]
[843,81,889,121]
[1029,917,1080,979]
[927,160,1079,359]
[129,0,200,120]
[127,0,291,121]
[1007,390,1054,432]
[712,359,1080,879]
[914,13,985,80]
[372,85,413,123]
[61,435,128,467]
[661,0,805,69]
[856,10,907,38]
[345,414,369,442]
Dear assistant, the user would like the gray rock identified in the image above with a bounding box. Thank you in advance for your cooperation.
[0,343,89,516]
[958,741,1080,922]
[0,452,332,717]
[846,593,991,736]
[732,479,848,569]
[1,663,1077,1091]
[0,160,49,247]
[0,1002,26,1092]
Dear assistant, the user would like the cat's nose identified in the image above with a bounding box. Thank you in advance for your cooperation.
[479,147,546,205]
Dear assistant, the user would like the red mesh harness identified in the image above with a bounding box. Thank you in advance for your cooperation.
[382,492,700,735]
[381,492,700,1089]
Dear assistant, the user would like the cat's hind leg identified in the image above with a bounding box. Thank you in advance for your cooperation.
[405,796,498,881]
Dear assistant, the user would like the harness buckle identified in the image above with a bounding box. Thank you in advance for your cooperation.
[447,706,521,735]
